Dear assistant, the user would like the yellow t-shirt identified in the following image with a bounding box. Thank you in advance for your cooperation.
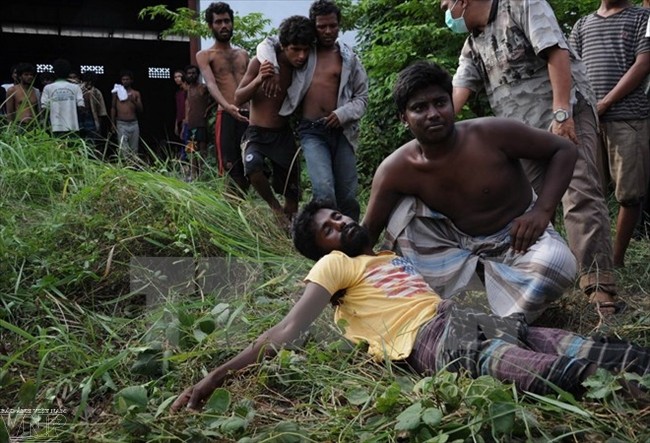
[305,251,441,361]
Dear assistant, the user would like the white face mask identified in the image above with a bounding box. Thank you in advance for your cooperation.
[445,0,469,34]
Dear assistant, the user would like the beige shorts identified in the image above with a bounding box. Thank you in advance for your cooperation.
[598,118,650,205]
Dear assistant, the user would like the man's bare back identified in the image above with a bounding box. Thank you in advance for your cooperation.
[302,46,341,120]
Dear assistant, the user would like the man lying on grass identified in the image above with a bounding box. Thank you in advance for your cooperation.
[171,200,650,412]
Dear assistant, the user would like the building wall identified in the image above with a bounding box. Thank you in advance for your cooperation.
[0,0,192,156]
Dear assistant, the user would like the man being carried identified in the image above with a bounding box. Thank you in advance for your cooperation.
[257,0,368,220]
[234,16,315,224]
[197,2,250,194]
[171,199,650,412]
[363,61,578,322]
[6,62,40,125]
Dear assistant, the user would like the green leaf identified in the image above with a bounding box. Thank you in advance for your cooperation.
[177,309,195,327]
[197,317,216,334]
[234,399,256,420]
[271,421,305,442]
[193,328,208,343]
[525,392,592,418]
[212,302,230,315]
[220,416,247,434]
[375,382,402,413]
[155,395,178,418]
[130,348,162,376]
[421,407,443,427]
[395,401,423,431]
[489,402,515,435]
[115,385,148,414]
[205,388,231,413]
[346,387,371,405]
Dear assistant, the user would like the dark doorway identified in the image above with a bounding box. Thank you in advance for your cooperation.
[0,0,192,159]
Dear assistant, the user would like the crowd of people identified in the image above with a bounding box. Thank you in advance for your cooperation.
[0,59,145,158]
[1,0,650,411]
[172,0,650,412]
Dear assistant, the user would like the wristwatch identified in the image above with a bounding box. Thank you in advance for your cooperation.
[553,108,570,123]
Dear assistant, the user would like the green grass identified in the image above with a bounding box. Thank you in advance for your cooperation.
[0,122,649,442]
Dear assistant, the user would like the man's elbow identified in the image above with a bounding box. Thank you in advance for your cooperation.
[234,92,244,107]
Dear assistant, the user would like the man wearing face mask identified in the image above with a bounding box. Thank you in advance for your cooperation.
[441,0,620,317]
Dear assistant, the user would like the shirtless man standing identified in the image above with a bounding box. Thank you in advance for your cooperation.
[234,16,315,223]
[257,0,368,220]
[197,2,250,194]
[6,62,40,125]
[184,64,212,180]
[111,70,143,158]
[363,61,579,322]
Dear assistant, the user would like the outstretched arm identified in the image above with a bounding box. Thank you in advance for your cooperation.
[171,282,332,412]
[196,50,248,123]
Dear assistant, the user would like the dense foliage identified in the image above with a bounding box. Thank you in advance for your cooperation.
[1,122,649,442]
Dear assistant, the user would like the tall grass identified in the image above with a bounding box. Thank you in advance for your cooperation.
[1,123,649,442]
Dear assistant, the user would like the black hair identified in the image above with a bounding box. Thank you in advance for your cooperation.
[393,61,453,114]
[39,72,55,83]
[309,0,341,23]
[184,64,199,74]
[205,2,234,24]
[81,71,97,84]
[119,69,134,80]
[279,15,316,47]
[292,199,338,261]
[52,59,72,79]
[15,62,36,76]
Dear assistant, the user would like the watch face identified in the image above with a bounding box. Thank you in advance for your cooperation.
[554,109,569,122]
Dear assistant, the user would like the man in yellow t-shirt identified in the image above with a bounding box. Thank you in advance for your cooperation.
[172,200,650,412]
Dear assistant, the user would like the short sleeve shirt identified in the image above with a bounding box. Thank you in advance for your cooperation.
[305,251,441,361]
[453,0,595,129]
[41,80,84,131]
[570,7,650,121]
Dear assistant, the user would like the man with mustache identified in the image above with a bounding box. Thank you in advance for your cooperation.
[197,2,250,194]
[171,199,650,412]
